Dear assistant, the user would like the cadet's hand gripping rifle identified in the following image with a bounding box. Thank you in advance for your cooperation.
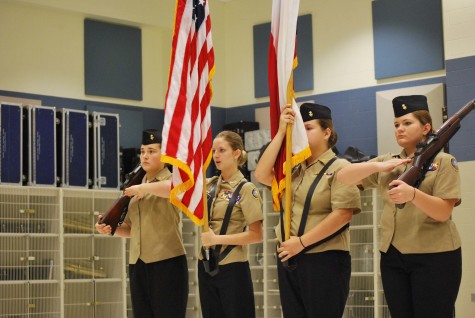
[98,164,146,235]
[393,100,474,209]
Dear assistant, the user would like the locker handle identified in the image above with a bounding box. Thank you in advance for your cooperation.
[28,303,36,309]
[365,296,375,301]
[98,177,107,185]
[19,209,35,214]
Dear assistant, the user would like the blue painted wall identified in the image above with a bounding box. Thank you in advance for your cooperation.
[222,55,475,163]
[222,76,447,160]
[2,55,474,162]
[0,90,160,148]
[446,55,475,162]
[0,89,229,149]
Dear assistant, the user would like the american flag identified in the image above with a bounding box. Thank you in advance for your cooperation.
[268,0,310,211]
[161,0,214,225]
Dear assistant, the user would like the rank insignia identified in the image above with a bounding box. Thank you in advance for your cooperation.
[325,171,334,176]
[427,162,439,171]
[220,190,242,203]
[451,158,459,172]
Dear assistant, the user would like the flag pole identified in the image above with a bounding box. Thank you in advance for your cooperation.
[284,56,296,240]
[202,169,210,260]
[285,124,292,241]
[202,169,209,232]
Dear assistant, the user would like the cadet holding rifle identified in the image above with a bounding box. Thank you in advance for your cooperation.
[95,129,188,318]
[338,95,468,318]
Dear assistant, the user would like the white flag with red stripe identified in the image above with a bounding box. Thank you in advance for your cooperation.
[161,0,214,225]
[268,0,310,211]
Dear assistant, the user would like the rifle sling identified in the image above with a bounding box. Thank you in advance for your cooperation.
[117,206,129,227]
[280,157,348,253]
[414,150,439,189]
[203,180,247,263]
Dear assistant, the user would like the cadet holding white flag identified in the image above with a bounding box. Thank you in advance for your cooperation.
[255,103,361,317]
[256,1,360,315]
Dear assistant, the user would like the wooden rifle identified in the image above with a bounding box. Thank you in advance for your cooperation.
[98,164,146,235]
[393,99,474,209]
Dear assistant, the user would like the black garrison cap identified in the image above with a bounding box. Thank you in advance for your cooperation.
[300,103,332,122]
[142,129,162,145]
[392,95,429,118]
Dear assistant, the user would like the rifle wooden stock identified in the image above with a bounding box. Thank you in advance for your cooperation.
[394,100,474,208]
[99,164,146,235]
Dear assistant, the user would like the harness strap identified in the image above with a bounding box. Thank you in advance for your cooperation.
[280,157,349,252]
[298,157,338,236]
[203,179,247,262]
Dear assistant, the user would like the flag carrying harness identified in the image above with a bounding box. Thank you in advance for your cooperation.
[202,179,247,276]
[279,157,349,271]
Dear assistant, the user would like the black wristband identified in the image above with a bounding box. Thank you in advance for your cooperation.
[299,236,306,248]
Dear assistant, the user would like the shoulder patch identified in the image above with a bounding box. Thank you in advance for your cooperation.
[451,158,459,172]
[252,188,260,199]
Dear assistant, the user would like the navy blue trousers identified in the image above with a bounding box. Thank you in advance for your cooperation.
[381,245,462,318]
[129,255,188,318]
[198,260,255,318]
[277,250,351,318]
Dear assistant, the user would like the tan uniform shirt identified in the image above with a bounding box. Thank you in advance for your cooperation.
[276,149,361,253]
[361,151,461,253]
[124,168,185,264]
[201,171,263,265]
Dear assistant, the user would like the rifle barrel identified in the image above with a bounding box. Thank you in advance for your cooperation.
[98,165,145,235]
